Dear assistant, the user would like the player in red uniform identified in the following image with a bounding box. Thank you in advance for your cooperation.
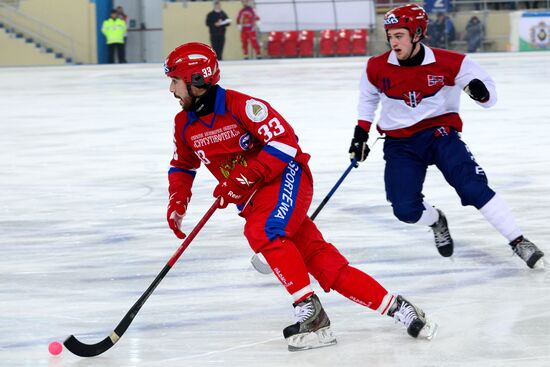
[236,0,261,59]
[348,4,544,268]
[164,42,437,350]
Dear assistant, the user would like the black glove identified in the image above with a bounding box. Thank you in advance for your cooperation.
[464,78,489,102]
[349,125,370,162]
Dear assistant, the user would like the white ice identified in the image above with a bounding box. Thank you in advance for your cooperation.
[1,52,549,367]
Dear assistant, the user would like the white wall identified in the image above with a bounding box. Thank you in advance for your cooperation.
[255,0,376,31]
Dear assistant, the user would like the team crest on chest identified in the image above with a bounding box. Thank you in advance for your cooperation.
[427,75,445,87]
[219,154,248,178]
[403,91,423,108]
[245,99,268,123]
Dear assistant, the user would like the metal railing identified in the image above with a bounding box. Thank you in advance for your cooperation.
[166,0,550,6]
[373,0,550,11]
[0,2,76,62]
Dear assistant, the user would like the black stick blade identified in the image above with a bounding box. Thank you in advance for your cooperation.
[64,333,117,357]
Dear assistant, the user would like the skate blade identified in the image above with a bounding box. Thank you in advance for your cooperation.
[533,257,545,270]
[287,326,337,352]
[419,319,439,341]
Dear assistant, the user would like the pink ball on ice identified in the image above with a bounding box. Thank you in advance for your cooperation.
[48,341,63,356]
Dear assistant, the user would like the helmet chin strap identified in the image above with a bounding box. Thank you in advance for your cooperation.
[406,41,418,60]
[406,33,422,60]
[186,83,197,100]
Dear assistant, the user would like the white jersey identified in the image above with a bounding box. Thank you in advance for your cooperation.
[357,45,496,137]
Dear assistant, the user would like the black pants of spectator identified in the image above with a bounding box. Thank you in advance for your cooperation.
[210,35,225,61]
[108,43,126,63]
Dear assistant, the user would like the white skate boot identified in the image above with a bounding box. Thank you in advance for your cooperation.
[387,295,438,340]
[283,294,337,351]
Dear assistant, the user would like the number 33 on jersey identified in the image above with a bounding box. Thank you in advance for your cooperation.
[169,86,309,185]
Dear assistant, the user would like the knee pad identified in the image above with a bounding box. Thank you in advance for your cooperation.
[314,263,349,292]
[305,244,348,292]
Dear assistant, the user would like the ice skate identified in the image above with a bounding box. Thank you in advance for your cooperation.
[510,236,544,269]
[387,295,438,340]
[283,294,337,351]
[430,209,454,257]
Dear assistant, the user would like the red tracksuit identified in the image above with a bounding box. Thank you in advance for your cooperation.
[169,85,392,311]
[236,6,261,57]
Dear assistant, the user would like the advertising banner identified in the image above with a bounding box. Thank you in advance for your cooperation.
[518,11,550,51]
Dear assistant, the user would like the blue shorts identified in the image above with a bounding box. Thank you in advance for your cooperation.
[383,127,495,223]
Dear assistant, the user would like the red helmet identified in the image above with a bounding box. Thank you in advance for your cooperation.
[164,42,220,87]
[384,4,429,40]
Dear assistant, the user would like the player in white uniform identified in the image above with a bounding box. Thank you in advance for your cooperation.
[348,4,544,269]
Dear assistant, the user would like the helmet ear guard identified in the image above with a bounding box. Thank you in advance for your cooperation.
[414,25,424,40]
[191,73,207,88]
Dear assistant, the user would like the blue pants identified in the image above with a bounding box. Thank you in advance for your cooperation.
[383,127,495,224]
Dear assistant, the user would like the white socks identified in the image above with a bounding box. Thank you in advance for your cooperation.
[415,201,439,226]
[292,286,314,303]
[377,293,395,315]
[416,195,522,242]
[479,194,522,242]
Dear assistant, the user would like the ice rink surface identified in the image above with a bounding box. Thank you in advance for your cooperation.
[1,52,549,367]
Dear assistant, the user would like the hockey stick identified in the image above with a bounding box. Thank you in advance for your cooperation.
[310,159,358,220]
[64,198,221,357]
[251,159,359,274]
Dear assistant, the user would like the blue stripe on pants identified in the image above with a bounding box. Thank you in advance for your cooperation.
[265,161,302,241]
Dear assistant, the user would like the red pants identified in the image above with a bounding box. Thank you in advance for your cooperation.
[240,161,390,312]
[240,30,260,57]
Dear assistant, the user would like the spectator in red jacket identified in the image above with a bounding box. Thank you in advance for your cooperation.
[236,0,261,59]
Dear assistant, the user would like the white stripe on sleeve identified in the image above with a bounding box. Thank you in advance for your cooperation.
[267,141,297,158]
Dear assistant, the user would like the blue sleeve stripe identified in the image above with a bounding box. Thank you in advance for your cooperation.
[168,167,196,177]
[263,145,293,163]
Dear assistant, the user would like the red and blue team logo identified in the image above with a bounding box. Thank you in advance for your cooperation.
[427,75,445,87]
[403,91,423,108]
[239,132,253,150]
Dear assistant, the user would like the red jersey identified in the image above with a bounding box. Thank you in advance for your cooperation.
[168,86,310,203]
[237,6,259,31]
[357,46,497,137]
